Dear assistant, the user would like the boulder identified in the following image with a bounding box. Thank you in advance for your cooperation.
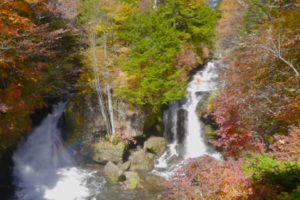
[120,161,131,171]
[143,137,167,157]
[145,175,165,185]
[124,171,140,190]
[91,140,128,164]
[128,149,154,171]
[144,175,165,191]
[104,161,123,183]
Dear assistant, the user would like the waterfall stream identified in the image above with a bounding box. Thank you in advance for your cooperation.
[12,61,221,199]
[152,61,221,178]
[13,102,104,200]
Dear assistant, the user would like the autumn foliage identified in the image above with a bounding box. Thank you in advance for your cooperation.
[164,1,300,199]
[210,0,300,157]
[0,0,78,160]
[162,156,272,200]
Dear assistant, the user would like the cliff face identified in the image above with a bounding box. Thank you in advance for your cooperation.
[63,92,149,149]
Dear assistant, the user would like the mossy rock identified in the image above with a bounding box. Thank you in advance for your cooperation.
[144,137,167,157]
[128,149,154,171]
[104,161,124,183]
[124,171,140,190]
[120,161,131,171]
[91,140,129,164]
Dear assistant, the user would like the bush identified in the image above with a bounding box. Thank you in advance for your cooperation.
[242,153,300,196]
[162,156,257,200]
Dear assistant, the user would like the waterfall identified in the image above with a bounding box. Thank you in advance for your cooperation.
[183,62,219,158]
[13,101,104,200]
[152,61,221,177]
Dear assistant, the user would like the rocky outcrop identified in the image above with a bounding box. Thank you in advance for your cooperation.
[177,109,188,143]
[104,161,124,183]
[64,93,149,145]
[144,137,166,157]
[91,140,129,164]
[196,92,218,145]
[128,149,154,171]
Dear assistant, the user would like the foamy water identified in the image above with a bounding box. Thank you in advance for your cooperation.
[13,102,104,200]
[153,62,222,178]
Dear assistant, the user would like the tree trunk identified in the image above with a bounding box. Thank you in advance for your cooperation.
[90,34,112,135]
[107,82,115,135]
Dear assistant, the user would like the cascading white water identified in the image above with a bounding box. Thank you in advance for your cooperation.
[13,102,104,200]
[183,62,219,158]
[152,61,221,177]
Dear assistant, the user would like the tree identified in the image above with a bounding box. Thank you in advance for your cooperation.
[0,0,79,160]
[79,0,133,135]
[211,3,300,156]
[117,0,220,112]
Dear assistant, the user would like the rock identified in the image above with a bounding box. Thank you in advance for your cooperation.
[177,109,188,143]
[145,175,165,186]
[164,109,177,143]
[104,161,124,183]
[91,140,128,164]
[64,93,149,147]
[128,149,154,171]
[124,171,140,190]
[120,161,131,171]
[144,137,167,157]
[138,173,165,192]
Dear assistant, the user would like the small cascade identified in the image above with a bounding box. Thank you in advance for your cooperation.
[153,61,221,177]
[13,101,104,200]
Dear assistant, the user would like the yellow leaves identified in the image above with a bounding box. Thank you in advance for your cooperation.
[92,0,133,34]
[95,25,103,32]
[185,0,206,9]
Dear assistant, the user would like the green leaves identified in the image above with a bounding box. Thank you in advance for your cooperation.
[117,10,188,110]
[242,153,300,193]
[116,1,219,112]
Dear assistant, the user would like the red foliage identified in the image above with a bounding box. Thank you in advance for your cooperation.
[268,125,300,161]
[162,156,265,200]
[114,121,137,144]
[211,87,265,157]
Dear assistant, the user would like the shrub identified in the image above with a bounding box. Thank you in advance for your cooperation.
[162,156,257,200]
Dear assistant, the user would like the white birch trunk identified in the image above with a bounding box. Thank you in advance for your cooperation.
[106,82,115,135]
[90,34,112,135]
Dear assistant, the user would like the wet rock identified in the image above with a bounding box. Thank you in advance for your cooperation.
[128,149,154,171]
[177,109,188,143]
[104,161,124,183]
[91,140,128,164]
[164,109,177,143]
[124,171,140,190]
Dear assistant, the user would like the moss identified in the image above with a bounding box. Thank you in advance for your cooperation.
[126,178,139,190]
